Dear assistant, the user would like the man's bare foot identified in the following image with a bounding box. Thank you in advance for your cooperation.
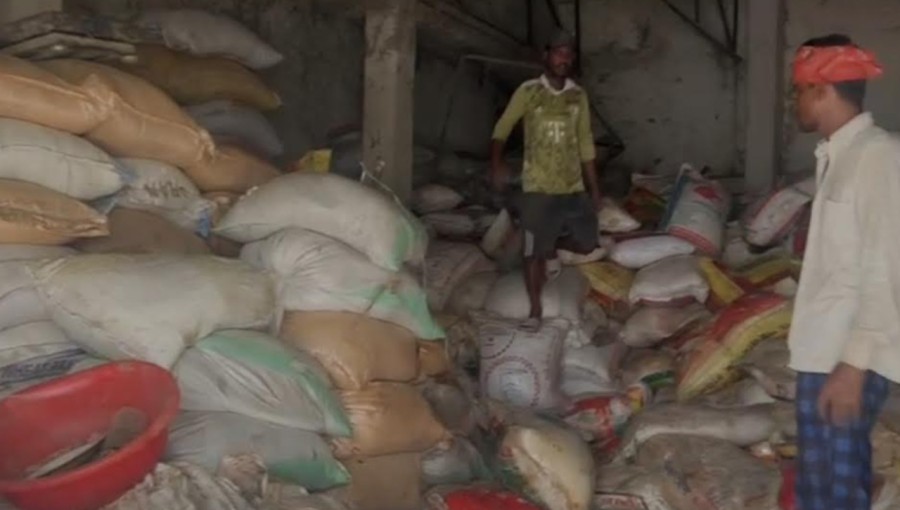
[521,316,542,332]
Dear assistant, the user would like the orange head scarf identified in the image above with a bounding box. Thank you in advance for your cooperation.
[793,45,883,85]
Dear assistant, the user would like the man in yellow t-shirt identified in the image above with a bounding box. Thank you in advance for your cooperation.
[490,30,602,325]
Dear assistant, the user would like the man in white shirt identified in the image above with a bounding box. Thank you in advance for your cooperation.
[788,34,899,510]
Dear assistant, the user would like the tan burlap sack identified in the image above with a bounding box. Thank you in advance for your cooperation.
[73,208,209,255]
[0,179,107,245]
[332,383,449,459]
[0,55,106,134]
[418,340,452,379]
[185,145,280,193]
[280,311,418,390]
[122,45,282,111]
[335,453,422,510]
[41,59,214,169]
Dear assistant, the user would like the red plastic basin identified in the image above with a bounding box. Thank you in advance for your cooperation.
[0,361,180,510]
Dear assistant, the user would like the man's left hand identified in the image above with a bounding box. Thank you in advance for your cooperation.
[591,193,603,214]
[817,363,867,427]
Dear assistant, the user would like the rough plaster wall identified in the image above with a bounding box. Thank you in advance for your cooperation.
[783,0,900,174]
[569,0,741,175]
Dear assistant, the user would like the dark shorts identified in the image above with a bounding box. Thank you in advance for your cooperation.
[515,192,598,259]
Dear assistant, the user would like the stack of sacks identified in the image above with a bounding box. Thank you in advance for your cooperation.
[213,172,449,510]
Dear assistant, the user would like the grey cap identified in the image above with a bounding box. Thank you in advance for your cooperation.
[546,30,576,50]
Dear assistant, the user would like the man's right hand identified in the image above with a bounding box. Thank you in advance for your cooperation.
[491,161,511,192]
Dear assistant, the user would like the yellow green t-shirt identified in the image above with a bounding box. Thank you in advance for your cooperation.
[492,75,596,194]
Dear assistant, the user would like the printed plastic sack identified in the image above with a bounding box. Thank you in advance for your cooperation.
[241,229,443,339]
[662,165,730,255]
[332,383,450,458]
[635,435,781,510]
[122,44,282,111]
[615,403,777,461]
[620,349,676,391]
[594,464,670,510]
[337,453,422,510]
[414,184,464,214]
[0,179,108,245]
[579,261,634,317]
[422,437,486,486]
[185,145,281,194]
[698,257,747,308]
[620,303,711,348]
[598,198,640,233]
[484,269,592,347]
[174,329,351,436]
[0,118,122,200]
[106,462,253,510]
[116,158,212,231]
[477,314,568,411]
[30,254,277,368]
[740,338,796,400]
[217,172,427,271]
[564,386,648,453]
[0,55,106,134]
[560,343,618,398]
[629,255,709,305]
[141,10,283,69]
[446,271,499,316]
[166,411,350,490]
[41,59,215,169]
[73,208,211,255]
[609,235,696,269]
[425,241,495,312]
[722,222,786,269]
[279,311,419,390]
[187,100,284,158]
[677,293,792,401]
[742,177,815,247]
[0,321,103,399]
[426,487,542,510]
[497,418,595,510]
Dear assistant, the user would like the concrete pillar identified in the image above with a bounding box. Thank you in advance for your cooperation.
[0,0,63,23]
[363,0,416,204]
[743,0,785,194]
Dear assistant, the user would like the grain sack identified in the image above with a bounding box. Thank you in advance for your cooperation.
[635,435,780,510]
[413,184,464,214]
[185,145,281,194]
[579,261,633,316]
[107,462,253,510]
[677,293,792,401]
[663,165,730,255]
[436,314,479,370]
[241,229,443,339]
[141,10,283,69]
[187,100,284,158]
[116,158,212,231]
[279,311,418,390]
[609,235,696,269]
[698,257,746,308]
[73,208,210,255]
[477,314,568,410]
[0,262,52,331]
[446,271,499,316]
[629,255,708,305]
[560,343,618,398]
[620,303,711,348]
[564,389,647,451]
[422,382,478,436]
[122,45,281,111]
[740,338,796,400]
[166,411,350,490]
[701,378,775,409]
[0,179,108,245]
[0,55,106,134]
[419,340,452,378]
[0,321,103,399]
[174,329,350,436]
[615,403,777,461]
[422,437,486,486]
[30,254,276,368]
[0,118,122,200]
[597,198,640,233]
[481,209,514,259]
[332,383,449,458]
[41,59,214,169]
[742,177,815,247]
[205,191,240,224]
[263,486,351,510]
[425,487,543,510]
[338,453,422,510]
[484,269,592,346]
[620,349,676,390]
[594,464,670,510]
[0,245,74,262]
[721,223,786,269]
[217,172,427,271]
[425,241,494,312]
[423,212,477,238]
[498,418,594,510]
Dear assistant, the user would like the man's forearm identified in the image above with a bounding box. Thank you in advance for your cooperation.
[582,159,601,200]
[491,139,505,168]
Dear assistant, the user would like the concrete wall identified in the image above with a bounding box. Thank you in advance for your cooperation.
[783,0,900,174]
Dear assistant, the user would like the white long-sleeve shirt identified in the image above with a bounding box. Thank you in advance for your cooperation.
[788,112,900,382]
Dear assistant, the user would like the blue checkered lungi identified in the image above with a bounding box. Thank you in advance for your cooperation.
[796,371,889,510]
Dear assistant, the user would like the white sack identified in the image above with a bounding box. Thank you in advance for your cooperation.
[0,245,74,262]
[30,254,277,368]
[106,462,254,510]
[421,437,485,486]
[594,464,671,510]
[609,235,695,269]
[116,158,212,231]
[620,303,711,348]
[742,176,816,247]
[216,172,428,271]
[446,271,499,316]
[480,208,514,259]
[628,255,709,305]
[425,241,494,312]
[141,10,283,69]
[423,212,477,238]
[740,338,796,400]
[598,198,640,233]
[663,165,730,255]
[561,343,619,398]
[186,101,284,158]
[0,262,50,331]
[0,118,122,200]
[240,229,443,340]
[413,184,464,214]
